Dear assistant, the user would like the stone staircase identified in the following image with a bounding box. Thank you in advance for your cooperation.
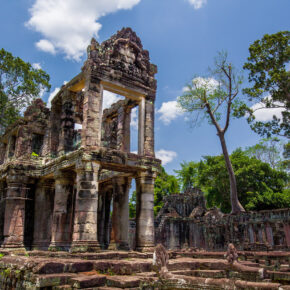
[0,250,289,289]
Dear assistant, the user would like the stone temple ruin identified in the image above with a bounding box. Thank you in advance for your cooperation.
[0,27,160,253]
[0,28,289,289]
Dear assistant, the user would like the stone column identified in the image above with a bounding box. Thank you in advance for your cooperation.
[123,107,131,153]
[50,171,74,250]
[138,97,145,155]
[71,161,100,252]
[2,175,33,249]
[117,105,131,152]
[81,73,103,149]
[58,91,75,155]
[135,171,156,251]
[144,97,155,157]
[33,179,55,250]
[109,177,131,250]
[0,181,6,244]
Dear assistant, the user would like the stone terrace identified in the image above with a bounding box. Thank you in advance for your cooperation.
[0,249,289,289]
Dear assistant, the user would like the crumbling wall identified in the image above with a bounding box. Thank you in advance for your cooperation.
[155,192,290,251]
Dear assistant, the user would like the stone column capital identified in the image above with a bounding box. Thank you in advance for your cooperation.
[75,160,101,173]
[53,170,73,183]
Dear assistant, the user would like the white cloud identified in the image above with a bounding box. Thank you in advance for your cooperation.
[36,39,56,54]
[47,87,60,108]
[157,100,184,125]
[32,62,42,69]
[102,90,124,110]
[188,0,207,9]
[251,100,285,122]
[186,77,219,93]
[131,107,138,129]
[26,0,141,60]
[156,149,177,165]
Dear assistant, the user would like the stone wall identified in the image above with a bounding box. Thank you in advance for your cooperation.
[154,190,290,251]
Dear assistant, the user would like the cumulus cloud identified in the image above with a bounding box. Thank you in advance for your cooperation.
[32,62,42,69]
[157,101,184,125]
[156,149,177,165]
[26,0,141,60]
[36,39,56,54]
[47,87,60,108]
[184,77,219,93]
[102,90,124,110]
[251,99,285,122]
[188,0,207,9]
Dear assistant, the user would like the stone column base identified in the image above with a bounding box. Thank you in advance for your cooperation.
[136,243,155,253]
[70,240,101,253]
[48,242,71,252]
[108,241,130,251]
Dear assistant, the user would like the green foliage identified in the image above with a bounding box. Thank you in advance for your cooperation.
[244,137,285,170]
[154,166,179,216]
[0,48,50,135]
[129,190,136,219]
[175,149,289,213]
[243,31,290,138]
[174,161,200,192]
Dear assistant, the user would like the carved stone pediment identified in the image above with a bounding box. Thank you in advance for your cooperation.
[86,27,157,87]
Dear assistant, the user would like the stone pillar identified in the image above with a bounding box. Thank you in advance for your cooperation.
[144,97,155,157]
[50,171,74,250]
[135,171,156,251]
[0,143,6,165]
[0,181,6,244]
[109,177,131,250]
[71,161,100,252]
[33,179,55,250]
[138,97,145,155]
[2,175,33,249]
[81,73,103,149]
[58,91,75,155]
[117,105,131,152]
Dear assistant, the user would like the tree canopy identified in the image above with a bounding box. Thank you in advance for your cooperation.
[243,31,290,138]
[0,48,50,135]
[176,150,289,213]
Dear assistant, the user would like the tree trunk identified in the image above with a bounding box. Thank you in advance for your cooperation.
[218,132,245,214]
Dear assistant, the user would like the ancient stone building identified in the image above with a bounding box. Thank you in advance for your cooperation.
[0,28,160,252]
[155,189,290,251]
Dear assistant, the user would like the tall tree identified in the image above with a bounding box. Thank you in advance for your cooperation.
[0,48,50,135]
[243,31,290,138]
[178,52,245,214]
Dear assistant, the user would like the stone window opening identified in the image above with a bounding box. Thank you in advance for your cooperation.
[31,133,44,156]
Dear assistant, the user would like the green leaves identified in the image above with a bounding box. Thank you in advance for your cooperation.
[0,48,51,135]
[175,149,289,213]
[243,31,290,137]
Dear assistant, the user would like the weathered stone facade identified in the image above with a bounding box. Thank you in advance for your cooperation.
[0,28,160,252]
[155,189,290,251]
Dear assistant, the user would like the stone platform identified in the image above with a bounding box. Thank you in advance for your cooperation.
[0,250,289,289]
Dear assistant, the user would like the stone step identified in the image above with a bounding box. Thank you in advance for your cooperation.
[172,269,226,278]
[32,273,77,288]
[106,275,142,288]
[70,274,107,288]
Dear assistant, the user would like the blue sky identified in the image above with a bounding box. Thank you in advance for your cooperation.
[1,0,289,174]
